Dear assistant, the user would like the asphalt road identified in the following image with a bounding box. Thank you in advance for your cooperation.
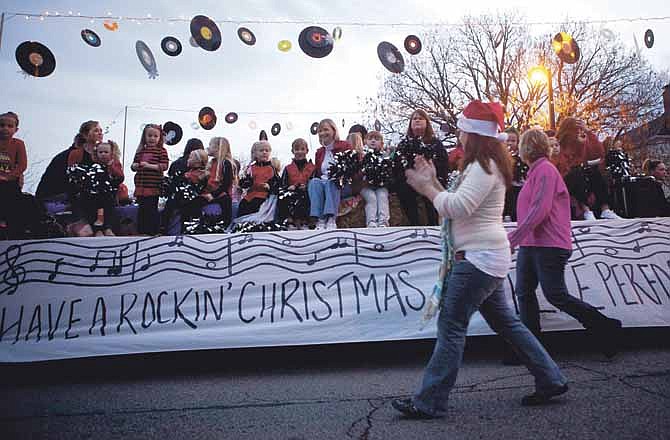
[1,329,669,440]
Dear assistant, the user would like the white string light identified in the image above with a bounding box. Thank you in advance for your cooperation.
[4,11,670,27]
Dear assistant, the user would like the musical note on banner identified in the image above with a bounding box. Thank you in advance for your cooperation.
[307,252,318,266]
[633,240,641,253]
[237,234,253,245]
[107,246,130,276]
[637,222,651,234]
[90,250,117,273]
[329,237,350,249]
[409,228,429,239]
[48,258,65,281]
[2,245,26,295]
[373,243,385,252]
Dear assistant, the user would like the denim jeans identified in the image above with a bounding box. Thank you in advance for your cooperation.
[308,178,341,219]
[413,260,566,417]
[515,246,611,335]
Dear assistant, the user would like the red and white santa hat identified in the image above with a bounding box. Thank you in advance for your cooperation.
[456,100,508,142]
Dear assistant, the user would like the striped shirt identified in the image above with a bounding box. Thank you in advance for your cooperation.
[133,145,169,197]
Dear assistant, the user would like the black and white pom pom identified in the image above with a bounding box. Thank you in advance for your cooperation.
[605,149,631,180]
[328,149,361,187]
[231,220,288,233]
[183,216,230,235]
[393,137,437,172]
[163,174,205,207]
[361,149,394,187]
[66,163,114,196]
[512,155,529,183]
[278,187,308,217]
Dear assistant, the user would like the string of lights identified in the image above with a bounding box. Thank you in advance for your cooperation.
[4,10,670,27]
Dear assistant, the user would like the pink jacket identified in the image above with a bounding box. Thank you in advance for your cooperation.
[508,157,573,250]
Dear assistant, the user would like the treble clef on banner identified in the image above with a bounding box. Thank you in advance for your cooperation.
[2,245,27,296]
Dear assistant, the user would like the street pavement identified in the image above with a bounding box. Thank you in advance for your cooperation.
[1,329,668,440]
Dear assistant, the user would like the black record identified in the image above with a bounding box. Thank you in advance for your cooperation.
[135,40,158,78]
[15,41,56,77]
[552,32,580,64]
[190,15,222,51]
[225,112,238,124]
[163,121,183,146]
[198,106,217,130]
[377,41,405,73]
[644,29,654,49]
[404,35,422,55]
[271,123,281,136]
[237,27,257,46]
[310,122,319,135]
[259,130,268,141]
[374,120,382,132]
[161,36,182,56]
[298,26,333,58]
[81,29,101,47]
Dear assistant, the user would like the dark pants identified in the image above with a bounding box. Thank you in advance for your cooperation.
[503,185,522,221]
[182,195,232,226]
[238,197,265,217]
[137,196,160,235]
[515,246,614,334]
[395,182,438,226]
[0,181,24,238]
[564,166,610,214]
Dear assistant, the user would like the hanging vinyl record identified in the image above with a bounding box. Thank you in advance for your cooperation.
[298,26,334,58]
[644,29,654,49]
[551,32,580,64]
[161,36,182,56]
[377,41,405,73]
[310,122,319,135]
[332,27,343,42]
[189,36,199,48]
[103,21,119,31]
[259,130,268,141]
[190,15,221,51]
[237,27,257,46]
[404,35,422,55]
[278,39,292,52]
[81,29,101,47]
[198,106,217,130]
[15,41,56,77]
[163,121,183,146]
[271,123,281,136]
[225,112,238,124]
[374,119,382,132]
[135,40,158,78]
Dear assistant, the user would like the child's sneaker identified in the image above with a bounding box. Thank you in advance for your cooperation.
[600,209,622,220]
[316,218,326,230]
[326,216,338,230]
[366,220,377,228]
[583,210,596,221]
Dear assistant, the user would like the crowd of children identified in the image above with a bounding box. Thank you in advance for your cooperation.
[2,110,670,240]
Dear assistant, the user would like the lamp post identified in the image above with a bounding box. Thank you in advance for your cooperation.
[528,65,556,130]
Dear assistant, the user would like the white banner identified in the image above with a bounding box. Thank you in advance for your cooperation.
[1,218,669,362]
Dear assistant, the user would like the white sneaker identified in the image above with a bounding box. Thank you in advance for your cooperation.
[316,218,326,230]
[583,210,596,221]
[326,216,338,229]
[378,221,389,227]
[367,220,377,228]
[600,209,622,220]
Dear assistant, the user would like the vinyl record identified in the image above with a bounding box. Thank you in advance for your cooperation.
[377,41,405,73]
[298,26,333,58]
[551,32,580,64]
[237,27,257,46]
[310,122,319,135]
[332,26,343,42]
[135,40,158,78]
[404,35,422,55]
[271,123,281,136]
[103,21,119,31]
[278,40,292,52]
[189,36,199,48]
[225,112,238,124]
[644,29,654,49]
[198,106,217,130]
[190,15,221,51]
[248,120,257,130]
[163,121,183,146]
[161,36,182,56]
[81,29,101,47]
[15,41,56,77]
[259,130,268,141]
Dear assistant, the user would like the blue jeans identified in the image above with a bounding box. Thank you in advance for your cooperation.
[308,178,341,219]
[515,247,611,335]
[413,260,566,417]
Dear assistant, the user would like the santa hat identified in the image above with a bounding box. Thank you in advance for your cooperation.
[457,101,508,142]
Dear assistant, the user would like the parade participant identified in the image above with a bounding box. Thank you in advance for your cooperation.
[394,109,449,226]
[507,129,622,362]
[201,137,236,226]
[238,140,277,217]
[360,131,390,227]
[168,138,204,177]
[392,101,567,419]
[308,119,352,230]
[0,112,27,238]
[90,140,124,236]
[279,138,315,229]
[131,124,169,235]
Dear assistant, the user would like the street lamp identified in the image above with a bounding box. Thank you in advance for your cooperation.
[528,65,556,130]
